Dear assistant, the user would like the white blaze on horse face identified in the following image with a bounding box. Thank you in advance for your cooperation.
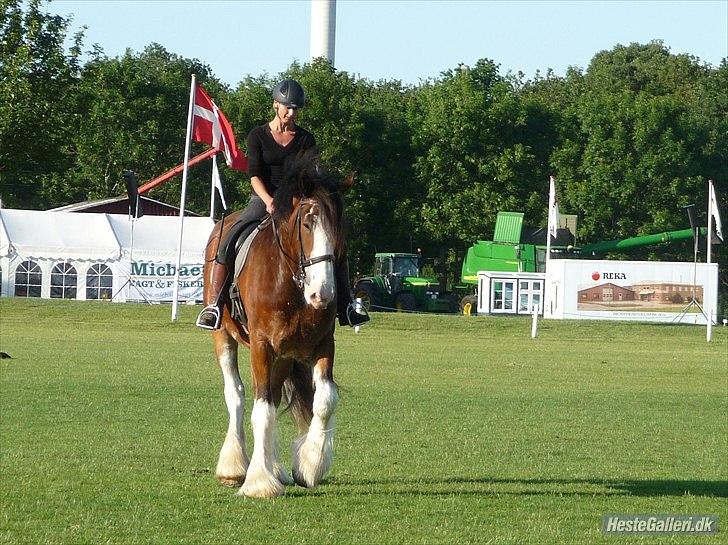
[303,210,335,309]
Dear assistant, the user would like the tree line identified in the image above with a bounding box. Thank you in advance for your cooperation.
[1,0,726,312]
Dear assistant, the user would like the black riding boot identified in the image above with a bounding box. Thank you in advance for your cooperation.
[196,262,229,330]
[336,260,370,327]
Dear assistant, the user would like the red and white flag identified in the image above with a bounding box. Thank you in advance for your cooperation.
[193,85,247,171]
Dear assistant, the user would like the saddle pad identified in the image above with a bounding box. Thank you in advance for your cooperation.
[233,216,272,280]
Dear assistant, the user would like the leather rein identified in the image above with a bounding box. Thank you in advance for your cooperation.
[271,198,335,289]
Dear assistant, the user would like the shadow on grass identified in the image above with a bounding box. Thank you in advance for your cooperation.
[303,476,728,499]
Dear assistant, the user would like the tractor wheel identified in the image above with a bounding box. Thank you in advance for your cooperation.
[395,292,416,312]
[353,282,380,312]
[445,293,460,313]
[460,295,478,316]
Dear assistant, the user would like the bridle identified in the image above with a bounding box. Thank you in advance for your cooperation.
[272,197,335,289]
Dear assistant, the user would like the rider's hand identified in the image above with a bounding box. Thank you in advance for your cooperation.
[265,199,275,214]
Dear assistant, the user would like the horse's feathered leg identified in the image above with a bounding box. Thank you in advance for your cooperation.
[239,338,286,498]
[283,360,314,432]
[213,330,249,487]
[292,337,338,488]
[267,358,298,486]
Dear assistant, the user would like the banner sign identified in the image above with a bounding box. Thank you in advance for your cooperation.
[122,261,204,302]
[545,259,718,324]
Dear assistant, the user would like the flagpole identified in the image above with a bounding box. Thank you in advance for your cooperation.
[546,176,555,270]
[210,155,217,220]
[707,179,714,342]
[171,74,196,321]
[545,176,555,316]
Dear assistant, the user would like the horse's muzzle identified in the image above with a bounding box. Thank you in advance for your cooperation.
[307,290,333,309]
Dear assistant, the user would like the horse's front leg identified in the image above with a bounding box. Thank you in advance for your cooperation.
[239,337,286,498]
[213,330,249,487]
[292,336,338,488]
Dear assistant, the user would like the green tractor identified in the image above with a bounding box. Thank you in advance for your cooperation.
[352,252,459,313]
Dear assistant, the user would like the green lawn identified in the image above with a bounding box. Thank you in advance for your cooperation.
[1,299,726,545]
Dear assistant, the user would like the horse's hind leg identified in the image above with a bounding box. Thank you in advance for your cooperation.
[292,339,338,488]
[214,330,249,487]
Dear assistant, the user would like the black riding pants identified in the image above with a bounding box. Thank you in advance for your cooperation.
[216,195,268,264]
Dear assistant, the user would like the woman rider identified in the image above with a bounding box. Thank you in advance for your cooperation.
[196,79,369,330]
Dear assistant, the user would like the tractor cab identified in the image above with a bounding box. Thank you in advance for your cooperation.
[374,253,421,278]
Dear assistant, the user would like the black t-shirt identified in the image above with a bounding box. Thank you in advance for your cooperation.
[246,123,316,196]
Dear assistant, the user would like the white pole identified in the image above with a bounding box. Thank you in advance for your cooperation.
[531,303,539,338]
[546,176,555,269]
[310,0,336,65]
[354,297,363,334]
[545,176,555,315]
[210,155,216,220]
[171,74,196,321]
[707,179,713,342]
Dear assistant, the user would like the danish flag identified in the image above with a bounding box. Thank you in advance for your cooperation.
[192,85,247,171]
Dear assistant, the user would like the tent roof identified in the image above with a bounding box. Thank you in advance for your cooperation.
[0,209,215,263]
[0,208,121,260]
[50,195,201,217]
[105,214,214,261]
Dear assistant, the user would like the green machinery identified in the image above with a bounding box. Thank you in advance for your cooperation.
[354,213,701,315]
[352,252,459,313]
[458,211,704,310]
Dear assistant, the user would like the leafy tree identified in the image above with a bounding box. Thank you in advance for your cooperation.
[66,43,227,213]
[0,0,83,208]
[408,59,557,275]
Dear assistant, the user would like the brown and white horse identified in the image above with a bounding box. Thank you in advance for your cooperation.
[203,152,350,498]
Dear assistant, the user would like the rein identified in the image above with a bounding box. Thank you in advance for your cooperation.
[272,198,335,289]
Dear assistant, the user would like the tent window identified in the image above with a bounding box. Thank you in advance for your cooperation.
[51,262,77,299]
[15,260,42,297]
[86,264,112,300]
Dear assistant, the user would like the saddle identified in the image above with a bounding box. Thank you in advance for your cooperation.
[221,216,273,327]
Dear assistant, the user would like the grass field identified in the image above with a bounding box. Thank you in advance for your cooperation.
[1,299,726,545]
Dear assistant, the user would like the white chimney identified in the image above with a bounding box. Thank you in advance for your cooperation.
[310,0,336,65]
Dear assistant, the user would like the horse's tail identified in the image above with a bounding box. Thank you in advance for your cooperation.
[283,361,314,432]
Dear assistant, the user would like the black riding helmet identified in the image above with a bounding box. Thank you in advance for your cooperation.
[272,79,306,109]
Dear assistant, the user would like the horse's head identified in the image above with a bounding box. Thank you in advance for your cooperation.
[273,149,351,310]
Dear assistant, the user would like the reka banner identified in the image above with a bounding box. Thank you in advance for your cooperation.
[545,259,719,324]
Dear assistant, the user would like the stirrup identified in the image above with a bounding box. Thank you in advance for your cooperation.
[196,305,222,330]
[345,302,370,327]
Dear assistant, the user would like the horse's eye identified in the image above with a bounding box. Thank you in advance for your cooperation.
[303,218,314,232]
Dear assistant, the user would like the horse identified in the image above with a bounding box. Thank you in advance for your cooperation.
[202,151,351,498]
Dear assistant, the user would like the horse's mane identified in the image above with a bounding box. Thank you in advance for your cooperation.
[272,148,345,255]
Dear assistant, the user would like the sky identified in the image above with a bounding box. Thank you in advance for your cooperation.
[45,0,728,87]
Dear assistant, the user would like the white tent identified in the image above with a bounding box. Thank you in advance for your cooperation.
[0,208,120,260]
[0,209,214,302]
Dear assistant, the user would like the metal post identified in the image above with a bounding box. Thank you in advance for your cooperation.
[171,74,196,321]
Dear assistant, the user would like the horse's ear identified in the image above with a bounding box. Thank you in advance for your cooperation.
[340,173,355,193]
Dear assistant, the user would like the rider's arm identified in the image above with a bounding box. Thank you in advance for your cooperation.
[246,127,274,214]
[251,176,275,214]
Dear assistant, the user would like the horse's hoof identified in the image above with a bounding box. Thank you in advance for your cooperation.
[238,470,286,498]
[291,433,333,488]
[217,475,245,487]
[293,470,313,488]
